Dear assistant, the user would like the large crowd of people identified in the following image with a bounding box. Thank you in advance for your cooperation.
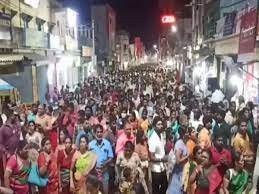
[0,65,258,194]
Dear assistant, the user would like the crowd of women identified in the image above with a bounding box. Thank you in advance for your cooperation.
[0,65,258,194]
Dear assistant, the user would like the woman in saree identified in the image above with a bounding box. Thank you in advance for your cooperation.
[4,141,31,194]
[38,137,59,194]
[57,136,75,194]
[182,145,202,194]
[221,151,252,194]
[70,134,97,194]
[189,149,222,194]
[167,126,189,194]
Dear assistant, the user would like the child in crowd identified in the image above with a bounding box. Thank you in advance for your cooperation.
[119,167,136,194]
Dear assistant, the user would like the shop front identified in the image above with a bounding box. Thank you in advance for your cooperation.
[48,55,80,91]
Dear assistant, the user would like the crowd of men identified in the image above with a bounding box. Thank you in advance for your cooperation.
[0,65,258,194]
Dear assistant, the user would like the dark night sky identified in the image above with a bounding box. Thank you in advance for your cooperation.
[61,0,191,47]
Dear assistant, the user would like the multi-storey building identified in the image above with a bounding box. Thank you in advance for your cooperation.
[91,4,116,74]
[192,0,259,104]
[0,0,80,103]
[78,24,95,78]
[115,30,130,70]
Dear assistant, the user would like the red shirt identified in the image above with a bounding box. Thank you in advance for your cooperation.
[210,147,232,178]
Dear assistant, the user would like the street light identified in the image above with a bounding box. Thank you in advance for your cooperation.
[171,25,177,33]
[153,44,157,49]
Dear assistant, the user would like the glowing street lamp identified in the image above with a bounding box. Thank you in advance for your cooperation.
[153,44,157,49]
[171,25,177,33]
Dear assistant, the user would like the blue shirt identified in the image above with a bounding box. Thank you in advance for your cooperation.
[89,139,114,168]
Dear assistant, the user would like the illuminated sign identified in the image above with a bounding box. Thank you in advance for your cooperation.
[161,15,176,24]
[24,0,40,8]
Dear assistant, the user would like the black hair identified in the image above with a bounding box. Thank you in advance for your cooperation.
[94,124,104,133]
[47,106,53,113]
[203,115,213,126]
[5,108,14,119]
[65,136,72,143]
[59,128,69,141]
[178,126,187,139]
[213,133,224,141]
[41,137,50,148]
[247,101,255,110]
[32,103,38,108]
[193,145,202,159]
[188,127,195,135]
[125,141,134,151]
[28,120,36,126]
[68,102,74,110]
[17,141,28,152]
[202,149,213,160]
[136,129,145,144]
[217,109,226,118]
[87,175,101,189]
[238,117,248,126]
[78,110,85,118]
[153,116,162,127]
[123,167,132,179]
[79,134,89,144]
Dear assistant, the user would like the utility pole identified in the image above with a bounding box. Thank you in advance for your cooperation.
[92,19,96,75]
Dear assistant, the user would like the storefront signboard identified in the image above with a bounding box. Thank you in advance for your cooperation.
[0,12,11,40]
[238,7,258,55]
[82,46,92,57]
[223,11,236,36]
[24,29,48,48]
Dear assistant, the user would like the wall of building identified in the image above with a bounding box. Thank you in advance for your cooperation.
[91,4,116,62]
[37,65,48,103]
[0,65,33,103]
[92,5,109,61]
[0,0,52,31]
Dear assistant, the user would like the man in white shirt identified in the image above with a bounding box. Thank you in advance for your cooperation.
[148,117,168,194]
[225,101,237,126]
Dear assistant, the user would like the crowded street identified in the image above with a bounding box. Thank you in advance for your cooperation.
[0,0,259,194]
[0,64,259,194]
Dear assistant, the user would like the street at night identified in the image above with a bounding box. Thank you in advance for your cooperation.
[0,0,259,194]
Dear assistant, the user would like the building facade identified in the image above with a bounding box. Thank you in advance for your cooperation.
[91,4,116,74]
[115,30,130,70]
[191,0,259,104]
[78,24,95,79]
[0,0,80,103]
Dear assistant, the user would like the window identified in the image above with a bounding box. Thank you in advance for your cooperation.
[37,23,42,31]
[24,20,29,28]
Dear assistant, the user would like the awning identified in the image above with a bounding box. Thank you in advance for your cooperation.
[0,54,25,65]
[0,79,14,91]
[23,53,53,65]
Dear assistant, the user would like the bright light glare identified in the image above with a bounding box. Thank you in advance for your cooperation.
[166,59,173,66]
[171,25,177,33]
[67,8,77,27]
[24,0,39,8]
[153,44,157,49]
[230,75,243,85]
